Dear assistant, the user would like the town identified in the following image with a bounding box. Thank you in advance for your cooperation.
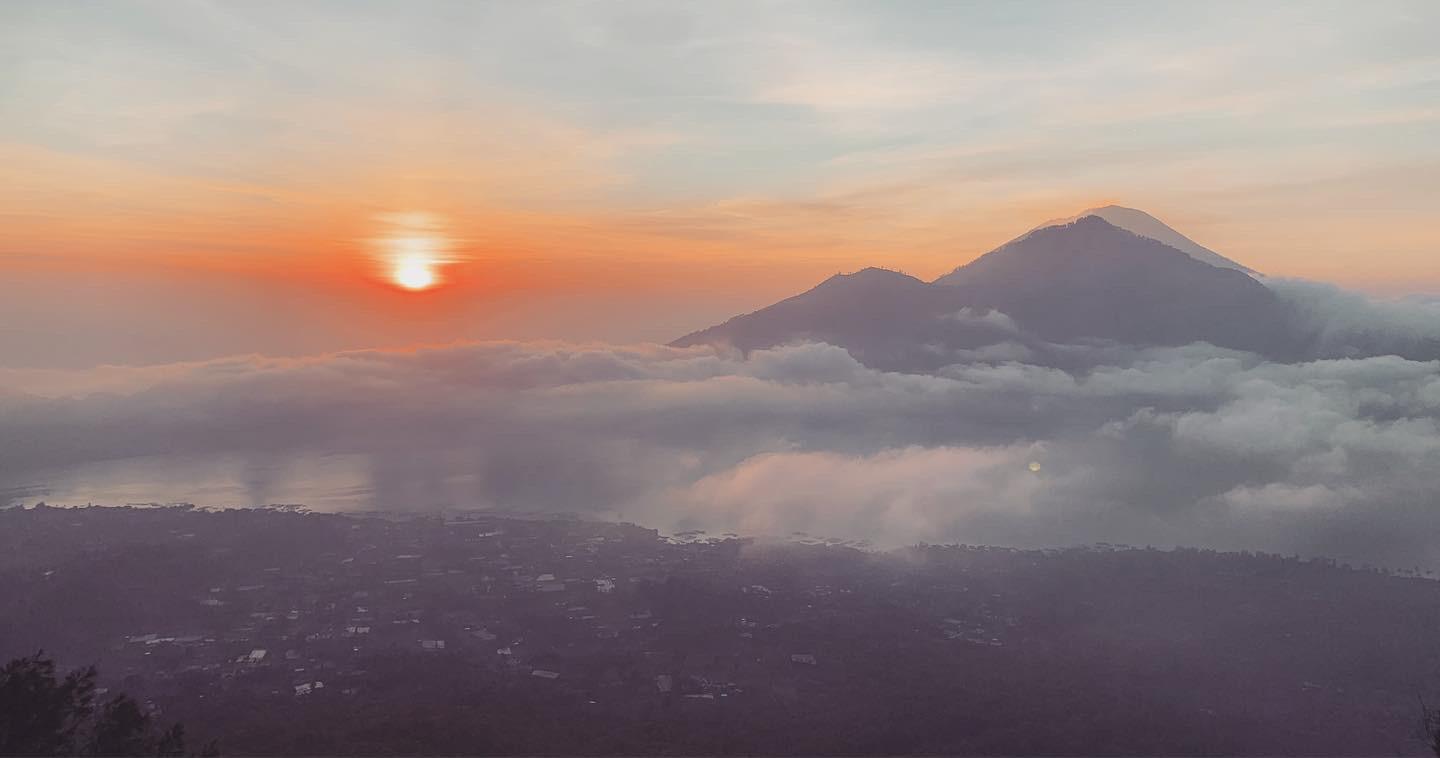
[3,503,1439,755]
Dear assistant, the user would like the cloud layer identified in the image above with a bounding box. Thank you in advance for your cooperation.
[6,283,1440,568]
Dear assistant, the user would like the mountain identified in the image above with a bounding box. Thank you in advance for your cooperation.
[674,213,1294,368]
[1025,204,1254,273]
[671,266,1028,370]
[672,268,948,367]
[931,215,1287,349]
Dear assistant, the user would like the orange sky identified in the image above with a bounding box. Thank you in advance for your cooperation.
[2,2,1438,368]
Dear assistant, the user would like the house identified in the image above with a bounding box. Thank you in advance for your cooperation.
[294,681,324,696]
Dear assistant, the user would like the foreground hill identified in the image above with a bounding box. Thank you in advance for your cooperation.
[3,504,1439,755]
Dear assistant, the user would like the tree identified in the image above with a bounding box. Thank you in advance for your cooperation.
[90,696,150,757]
[0,653,96,755]
[155,725,186,758]
[1422,698,1440,758]
[0,653,188,757]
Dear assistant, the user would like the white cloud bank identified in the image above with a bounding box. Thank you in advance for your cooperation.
[5,285,1440,569]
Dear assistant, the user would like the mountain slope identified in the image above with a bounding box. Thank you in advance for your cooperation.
[1027,205,1254,273]
[671,268,952,367]
[933,216,1287,350]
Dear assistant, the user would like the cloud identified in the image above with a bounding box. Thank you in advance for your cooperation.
[1266,278,1440,357]
[6,305,1440,569]
[947,307,1020,333]
[660,445,1044,545]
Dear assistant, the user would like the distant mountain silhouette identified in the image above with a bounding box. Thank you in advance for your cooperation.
[1023,205,1254,274]
[932,216,1286,349]
[674,214,1294,369]
[673,267,946,368]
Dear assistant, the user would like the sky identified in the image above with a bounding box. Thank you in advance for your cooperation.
[6,2,1440,564]
[3,0,1439,367]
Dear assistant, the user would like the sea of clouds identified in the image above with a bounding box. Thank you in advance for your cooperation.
[3,281,1440,567]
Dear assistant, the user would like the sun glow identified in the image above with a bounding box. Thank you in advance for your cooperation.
[371,213,455,292]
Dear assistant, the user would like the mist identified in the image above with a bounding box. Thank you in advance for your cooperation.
[3,279,1439,568]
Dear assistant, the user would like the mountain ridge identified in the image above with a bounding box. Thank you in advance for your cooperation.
[674,212,1293,369]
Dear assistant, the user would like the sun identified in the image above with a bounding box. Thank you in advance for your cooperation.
[369,213,457,292]
[393,253,437,291]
